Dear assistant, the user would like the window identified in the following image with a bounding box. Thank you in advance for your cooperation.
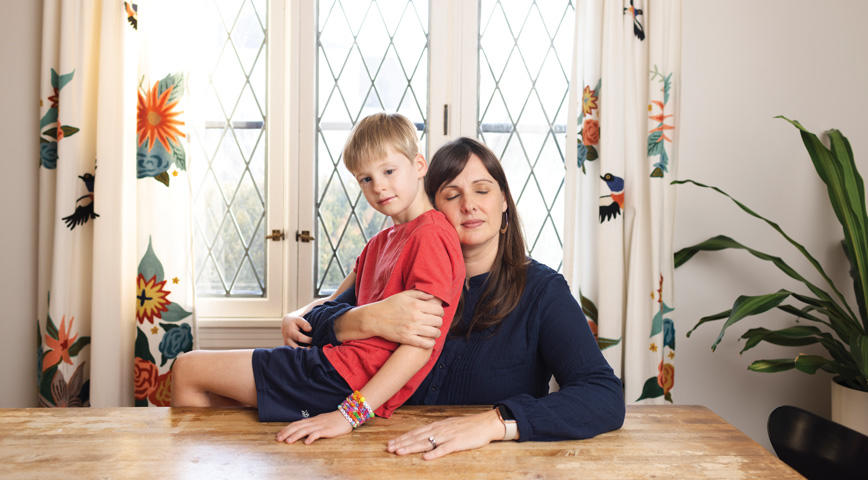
[193,0,575,331]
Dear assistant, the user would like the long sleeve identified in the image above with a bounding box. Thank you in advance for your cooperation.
[303,287,357,347]
[498,273,625,441]
[407,259,625,442]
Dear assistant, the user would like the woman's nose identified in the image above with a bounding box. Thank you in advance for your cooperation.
[460,196,476,212]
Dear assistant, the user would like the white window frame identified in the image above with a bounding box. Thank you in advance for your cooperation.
[197,0,296,345]
[197,0,499,348]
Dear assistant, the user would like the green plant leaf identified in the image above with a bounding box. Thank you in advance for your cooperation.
[674,235,837,313]
[778,116,868,330]
[776,304,826,325]
[849,334,868,377]
[748,358,795,373]
[672,178,857,323]
[636,376,664,401]
[685,309,730,338]
[794,354,833,374]
[739,326,822,353]
[710,290,791,351]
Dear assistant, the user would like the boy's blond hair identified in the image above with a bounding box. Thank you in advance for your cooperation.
[342,113,419,173]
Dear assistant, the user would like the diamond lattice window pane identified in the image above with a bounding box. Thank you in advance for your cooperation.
[315,0,429,296]
[479,0,574,273]
[193,0,267,297]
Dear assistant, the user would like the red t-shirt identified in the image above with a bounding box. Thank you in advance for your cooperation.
[322,209,464,417]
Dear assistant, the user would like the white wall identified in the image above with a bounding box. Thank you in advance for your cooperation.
[677,0,868,451]
[0,1,41,407]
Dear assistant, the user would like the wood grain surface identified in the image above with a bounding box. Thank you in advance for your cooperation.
[0,404,801,479]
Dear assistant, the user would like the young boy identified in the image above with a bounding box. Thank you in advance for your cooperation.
[172,113,464,444]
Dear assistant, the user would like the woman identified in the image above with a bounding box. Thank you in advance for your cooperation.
[284,137,624,459]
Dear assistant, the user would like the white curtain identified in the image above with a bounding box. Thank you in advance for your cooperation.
[564,0,681,403]
[37,0,196,408]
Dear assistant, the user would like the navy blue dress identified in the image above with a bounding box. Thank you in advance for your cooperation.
[304,259,625,441]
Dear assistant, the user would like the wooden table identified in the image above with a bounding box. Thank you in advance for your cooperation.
[0,405,800,479]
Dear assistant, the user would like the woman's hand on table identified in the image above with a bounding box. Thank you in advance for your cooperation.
[275,410,351,444]
[386,410,506,460]
[354,290,445,349]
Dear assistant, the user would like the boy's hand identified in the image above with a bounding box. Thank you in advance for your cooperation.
[281,314,312,347]
[275,410,352,444]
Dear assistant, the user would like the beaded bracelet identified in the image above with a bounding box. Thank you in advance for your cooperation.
[337,390,375,428]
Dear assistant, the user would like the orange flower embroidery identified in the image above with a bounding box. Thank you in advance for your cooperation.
[43,315,78,371]
[137,82,185,152]
[648,100,675,143]
[582,118,600,146]
[657,360,675,395]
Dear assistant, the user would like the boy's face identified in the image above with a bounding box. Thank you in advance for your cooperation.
[352,148,427,223]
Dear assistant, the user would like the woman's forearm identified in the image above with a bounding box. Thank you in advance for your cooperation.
[333,306,373,343]
[331,290,445,347]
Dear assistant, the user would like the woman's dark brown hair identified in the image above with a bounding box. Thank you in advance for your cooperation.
[425,137,528,335]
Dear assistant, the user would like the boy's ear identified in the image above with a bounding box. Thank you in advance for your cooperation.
[414,153,428,177]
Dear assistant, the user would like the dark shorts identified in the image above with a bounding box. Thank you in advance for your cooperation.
[251,346,352,422]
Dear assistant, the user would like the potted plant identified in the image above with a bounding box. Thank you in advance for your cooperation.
[674,116,868,435]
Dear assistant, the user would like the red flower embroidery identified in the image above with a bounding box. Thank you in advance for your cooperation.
[134,357,159,400]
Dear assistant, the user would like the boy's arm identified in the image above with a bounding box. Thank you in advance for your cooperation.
[356,343,432,411]
[275,309,441,445]
[281,272,355,346]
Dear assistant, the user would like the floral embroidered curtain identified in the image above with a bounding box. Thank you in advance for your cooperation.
[37,0,195,407]
[564,0,681,404]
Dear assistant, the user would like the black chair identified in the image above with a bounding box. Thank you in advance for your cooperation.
[768,405,868,480]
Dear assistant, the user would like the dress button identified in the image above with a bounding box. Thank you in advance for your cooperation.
[438,363,445,369]
[431,385,439,392]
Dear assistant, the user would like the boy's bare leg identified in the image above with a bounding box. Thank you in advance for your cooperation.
[171,349,258,407]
